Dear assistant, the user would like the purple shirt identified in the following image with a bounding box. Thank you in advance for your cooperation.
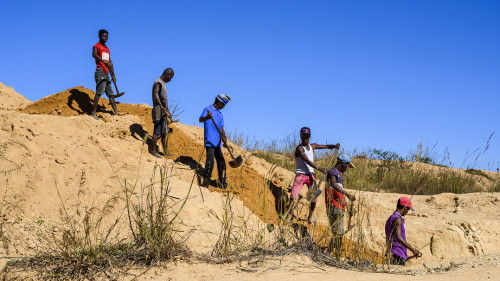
[325,167,346,210]
[385,211,407,259]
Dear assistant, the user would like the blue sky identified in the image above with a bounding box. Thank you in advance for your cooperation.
[1,0,499,170]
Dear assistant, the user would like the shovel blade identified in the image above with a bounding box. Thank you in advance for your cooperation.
[306,186,322,202]
[229,155,243,168]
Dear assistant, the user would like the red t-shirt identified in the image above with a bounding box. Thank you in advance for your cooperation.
[94,42,110,74]
[325,167,346,210]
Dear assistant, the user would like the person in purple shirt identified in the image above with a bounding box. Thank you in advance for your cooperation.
[385,197,422,265]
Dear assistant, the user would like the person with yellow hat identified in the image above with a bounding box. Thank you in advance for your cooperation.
[325,154,356,258]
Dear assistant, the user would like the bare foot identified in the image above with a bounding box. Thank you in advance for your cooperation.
[151,152,161,158]
[92,114,100,120]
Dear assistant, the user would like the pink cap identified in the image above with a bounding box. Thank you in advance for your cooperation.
[398,197,415,211]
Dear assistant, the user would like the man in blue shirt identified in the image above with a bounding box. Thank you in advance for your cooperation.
[199,94,231,189]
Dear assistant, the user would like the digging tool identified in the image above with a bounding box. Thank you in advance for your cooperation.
[306,148,339,202]
[405,253,422,262]
[110,80,125,98]
[208,114,243,168]
[405,242,429,261]
[347,199,355,231]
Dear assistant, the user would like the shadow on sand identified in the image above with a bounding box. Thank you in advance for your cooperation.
[67,88,115,115]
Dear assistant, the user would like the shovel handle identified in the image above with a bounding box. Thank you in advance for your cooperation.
[113,80,120,96]
[208,114,233,156]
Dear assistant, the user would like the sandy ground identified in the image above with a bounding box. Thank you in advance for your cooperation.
[1,83,499,280]
[129,252,500,281]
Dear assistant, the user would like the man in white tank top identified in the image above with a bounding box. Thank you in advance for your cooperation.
[285,127,340,223]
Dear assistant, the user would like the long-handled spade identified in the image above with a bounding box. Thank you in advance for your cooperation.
[209,115,243,168]
[305,148,339,202]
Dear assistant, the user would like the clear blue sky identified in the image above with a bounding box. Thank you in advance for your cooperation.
[1,0,499,170]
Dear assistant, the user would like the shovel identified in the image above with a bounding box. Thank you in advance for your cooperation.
[306,148,338,202]
[208,114,243,168]
[110,80,125,98]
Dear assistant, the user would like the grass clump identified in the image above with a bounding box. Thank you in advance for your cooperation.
[465,169,493,181]
[124,164,190,265]
[4,161,190,280]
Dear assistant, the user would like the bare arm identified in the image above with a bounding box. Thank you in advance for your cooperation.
[311,143,340,150]
[394,218,422,257]
[199,109,213,123]
[92,46,104,63]
[295,146,326,174]
[328,175,355,201]
[153,83,170,117]
[92,46,116,83]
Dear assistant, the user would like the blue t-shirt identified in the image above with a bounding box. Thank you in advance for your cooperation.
[200,105,224,148]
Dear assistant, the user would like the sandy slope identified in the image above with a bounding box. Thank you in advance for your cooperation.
[0,82,31,110]
[1,85,499,280]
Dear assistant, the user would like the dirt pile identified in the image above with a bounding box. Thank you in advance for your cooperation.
[1,85,500,270]
[0,82,31,110]
[17,86,293,224]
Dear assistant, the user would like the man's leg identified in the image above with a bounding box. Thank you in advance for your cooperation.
[285,174,305,221]
[203,147,215,188]
[109,96,119,115]
[92,75,107,119]
[285,198,298,222]
[332,208,345,259]
[150,134,161,158]
[105,81,119,115]
[307,174,318,222]
[160,120,170,157]
[150,120,162,158]
[91,93,100,119]
[214,147,226,189]
[307,202,317,223]
[333,235,343,259]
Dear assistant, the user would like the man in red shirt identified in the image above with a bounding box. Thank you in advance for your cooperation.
[325,154,356,258]
[91,29,119,120]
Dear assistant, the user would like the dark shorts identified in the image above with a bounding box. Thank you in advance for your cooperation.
[391,254,406,266]
[153,119,168,136]
[94,68,114,97]
[326,205,344,236]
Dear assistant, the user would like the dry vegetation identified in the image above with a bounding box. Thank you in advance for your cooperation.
[228,131,500,195]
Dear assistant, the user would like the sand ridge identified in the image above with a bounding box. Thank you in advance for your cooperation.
[0,82,31,110]
[1,84,500,280]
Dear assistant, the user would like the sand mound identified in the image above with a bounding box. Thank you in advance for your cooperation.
[18,86,292,224]
[1,85,500,276]
[0,82,31,110]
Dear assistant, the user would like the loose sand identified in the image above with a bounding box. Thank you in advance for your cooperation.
[1,85,499,280]
[0,82,31,110]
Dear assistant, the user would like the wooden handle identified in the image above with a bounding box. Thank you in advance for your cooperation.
[209,115,222,135]
[209,115,236,159]
[113,81,120,95]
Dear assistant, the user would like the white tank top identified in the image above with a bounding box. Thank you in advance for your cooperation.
[295,144,314,174]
